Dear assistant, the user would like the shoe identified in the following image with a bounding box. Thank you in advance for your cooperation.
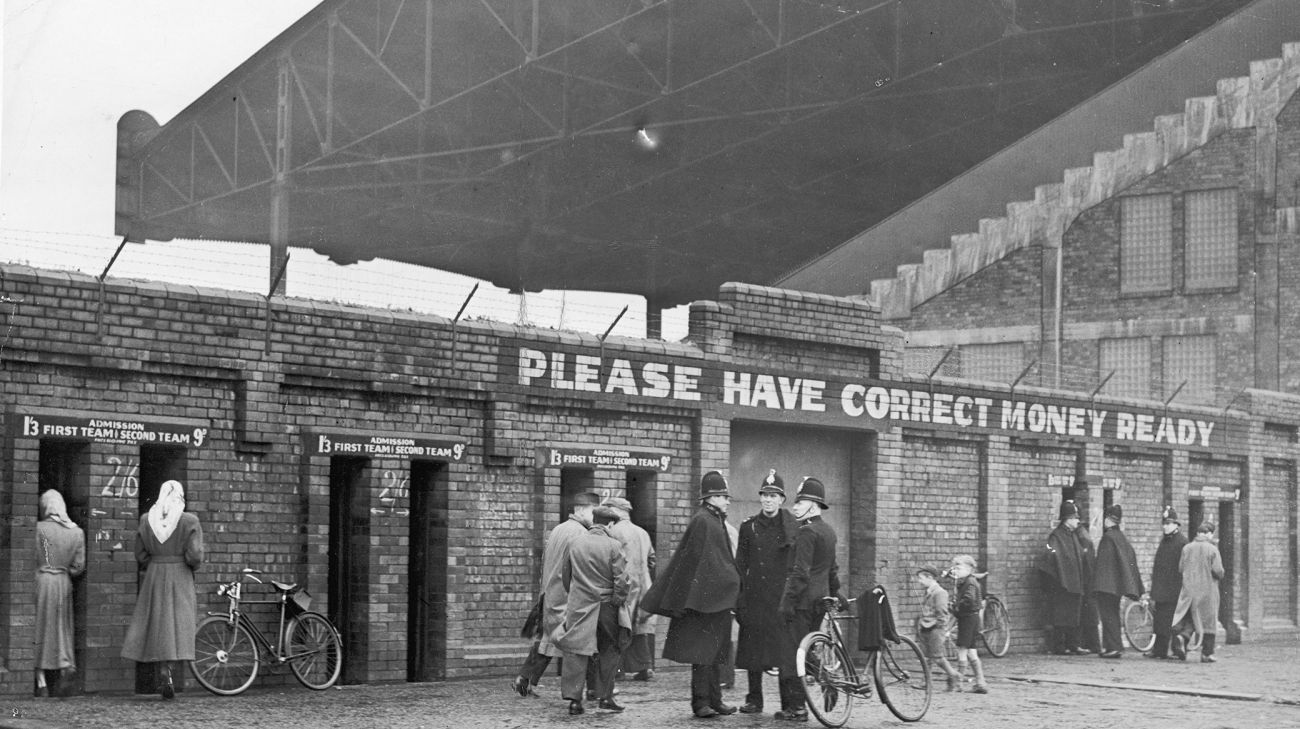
[160,666,175,701]
[631,669,654,681]
[33,684,46,699]
[970,684,989,694]
[739,703,763,714]
[512,676,531,698]
[569,700,585,715]
[1201,654,1217,663]
[1142,651,1167,659]
[587,687,621,700]
[1066,647,1090,655]
[774,709,809,722]
[1171,634,1186,660]
[712,703,737,715]
[946,675,962,692]
[1100,650,1122,659]
[598,699,625,712]
[694,706,719,718]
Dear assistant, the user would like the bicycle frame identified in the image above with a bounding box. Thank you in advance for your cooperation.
[208,572,295,663]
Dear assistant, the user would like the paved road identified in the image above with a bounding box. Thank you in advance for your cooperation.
[5,640,1298,729]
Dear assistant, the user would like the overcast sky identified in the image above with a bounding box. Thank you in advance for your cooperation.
[2,0,317,237]
[0,0,669,337]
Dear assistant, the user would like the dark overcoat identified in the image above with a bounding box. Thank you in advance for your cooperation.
[1092,526,1144,598]
[779,516,840,612]
[1035,523,1086,626]
[1149,530,1189,603]
[734,509,799,670]
[641,503,740,665]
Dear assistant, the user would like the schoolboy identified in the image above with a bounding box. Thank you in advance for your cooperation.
[915,565,963,692]
[950,555,989,694]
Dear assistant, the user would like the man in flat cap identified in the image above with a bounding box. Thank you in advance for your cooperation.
[603,496,658,682]
[1146,505,1188,659]
[735,470,801,717]
[553,506,631,715]
[778,476,842,722]
[1035,500,1089,655]
[513,490,601,697]
[1092,505,1143,658]
[640,471,741,719]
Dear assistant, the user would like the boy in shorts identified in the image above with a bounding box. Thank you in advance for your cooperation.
[950,555,989,694]
[915,565,963,692]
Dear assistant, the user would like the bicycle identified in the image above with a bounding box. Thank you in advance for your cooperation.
[190,568,343,695]
[796,595,931,726]
[1122,595,1155,652]
[1121,595,1203,655]
[935,572,1011,660]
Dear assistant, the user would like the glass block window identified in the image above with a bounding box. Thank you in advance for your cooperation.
[1099,338,1151,401]
[961,343,1023,385]
[1162,335,1216,405]
[1120,194,1172,294]
[1184,189,1238,289]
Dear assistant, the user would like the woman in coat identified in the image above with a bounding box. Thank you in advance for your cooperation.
[1172,522,1225,662]
[121,480,204,698]
[34,490,85,697]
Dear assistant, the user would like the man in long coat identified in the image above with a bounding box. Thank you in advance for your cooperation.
[512,490,600,697]
[1035,500,1088,654]
[640,471,741,719]
[1173,522,1225,662]
[603,497,658,680]
[735,470,800,717]
[553,507,631,714]
[778,476,841,722]
[1091,505,1144,657]
[1146,505,1188,659]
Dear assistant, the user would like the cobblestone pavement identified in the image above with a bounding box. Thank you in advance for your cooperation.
[5,639,1298,729]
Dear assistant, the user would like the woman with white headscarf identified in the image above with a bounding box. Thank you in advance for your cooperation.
[34,490,85,697]
[121,480,204,699]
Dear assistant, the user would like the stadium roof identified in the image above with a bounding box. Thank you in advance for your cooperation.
[116,0,1254,309]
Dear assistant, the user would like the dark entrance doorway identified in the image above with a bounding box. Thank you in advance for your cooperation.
[407,460,449,682]
[626,470,658,550]
[559,468,597,524]
[37,441,89,695]
[134,444,187,695]
[329,456,370,684]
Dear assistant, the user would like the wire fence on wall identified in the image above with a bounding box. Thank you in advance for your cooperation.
[903,345,1247,411]
[0,228,692,342]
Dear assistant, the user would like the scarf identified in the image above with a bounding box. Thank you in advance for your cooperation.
[148,480,186,543]
[39,490,75,529]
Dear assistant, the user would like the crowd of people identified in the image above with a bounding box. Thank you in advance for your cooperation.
[1036,500,1226,662]
[512,469,996,720]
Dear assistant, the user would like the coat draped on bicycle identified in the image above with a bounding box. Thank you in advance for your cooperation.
[121,484,204,663]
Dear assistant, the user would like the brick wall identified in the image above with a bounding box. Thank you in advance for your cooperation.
[0,266,1295,699]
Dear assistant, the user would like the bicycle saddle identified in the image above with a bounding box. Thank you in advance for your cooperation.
[272,580,298,593]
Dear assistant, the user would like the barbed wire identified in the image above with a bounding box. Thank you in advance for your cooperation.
[0,231,692,341]
[903,346,1244,410]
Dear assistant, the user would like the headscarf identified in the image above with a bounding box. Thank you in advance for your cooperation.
[39,490,75,529]
[148,480,186,543]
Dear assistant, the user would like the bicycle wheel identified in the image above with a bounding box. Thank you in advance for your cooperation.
[796,631,855,728]
[940,614,960,662]
[874,635,932,723]
[1123,601,1155,652]
[190,616,260,696]
[287,611,343,690]
[980,597,1012,657]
